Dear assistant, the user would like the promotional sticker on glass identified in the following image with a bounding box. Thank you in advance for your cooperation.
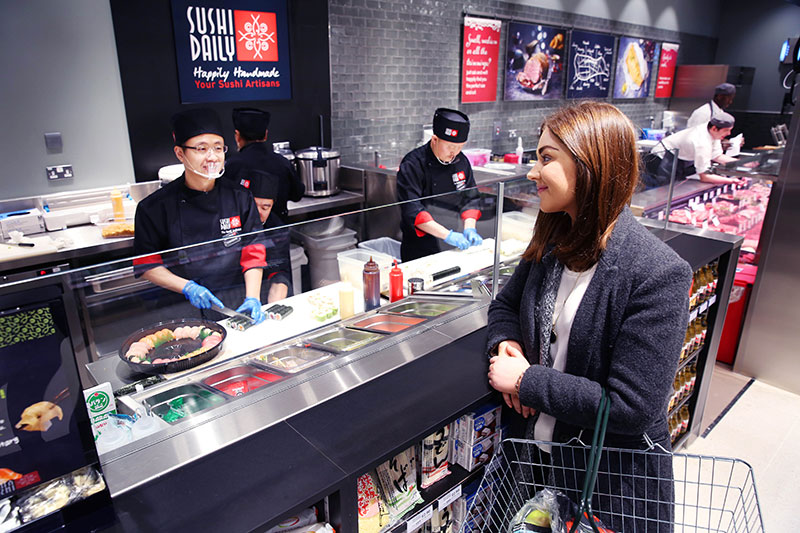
[613,36,660,99]
[504,22,567,101]
[566,30,615,98]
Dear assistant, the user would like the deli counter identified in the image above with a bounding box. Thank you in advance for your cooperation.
[0,179,743,532]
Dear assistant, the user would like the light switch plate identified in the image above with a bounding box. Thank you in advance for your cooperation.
[44,132,63,153]
[47,165,73,180]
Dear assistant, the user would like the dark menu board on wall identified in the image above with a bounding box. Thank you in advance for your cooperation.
[170,0,292,103]
[613,36,660,99]
[505,22,567,101]
[0,288,96,499]
[655,42,680,98]
[461,16,502,103]
[566,30,615,98]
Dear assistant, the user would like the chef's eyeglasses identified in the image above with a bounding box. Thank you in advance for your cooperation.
[181,144,228,155]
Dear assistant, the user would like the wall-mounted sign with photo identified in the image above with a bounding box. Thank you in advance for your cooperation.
[613,36,660,99]
[171,0,292,103]
[566,30,615,99]
[504,22,567,101]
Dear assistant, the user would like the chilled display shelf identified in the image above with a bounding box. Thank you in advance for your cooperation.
[678,347,701,372]
[672,430,691,450]
[669,391,694,419]
[689,294,717,322]
[388,464,485,533]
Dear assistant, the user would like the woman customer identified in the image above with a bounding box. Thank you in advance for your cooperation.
[486,102,692,532]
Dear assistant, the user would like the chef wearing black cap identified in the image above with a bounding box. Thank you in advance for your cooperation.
[224,107,304,222]
[396,108,483,262]
[646,113,743,187]
[133,108,267,323]
[687,83,736,129]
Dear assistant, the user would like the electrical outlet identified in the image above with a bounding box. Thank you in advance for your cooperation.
[493,120,502,140]
[46,165,73,180]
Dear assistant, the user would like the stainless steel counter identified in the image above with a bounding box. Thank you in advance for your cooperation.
[286,189,364,216]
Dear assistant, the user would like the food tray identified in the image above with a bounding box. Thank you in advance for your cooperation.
[119,319,227,375]
[348,314,426,334]
[253,345,333,374]
[142,384,226,424]
[202,365,284,397]
[382,299,464,318]
[303,327,386,353]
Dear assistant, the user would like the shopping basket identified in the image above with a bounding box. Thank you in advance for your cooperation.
[459,395,764,532]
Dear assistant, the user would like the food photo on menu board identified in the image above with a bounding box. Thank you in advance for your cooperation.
[613,36,660,99]
[566,30,615,99]
[504,22,567,100]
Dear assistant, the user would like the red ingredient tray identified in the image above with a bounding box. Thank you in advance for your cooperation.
[203,365,284,397]
[350,314,426,333]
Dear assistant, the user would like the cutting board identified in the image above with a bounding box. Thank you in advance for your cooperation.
[0,236,61,263]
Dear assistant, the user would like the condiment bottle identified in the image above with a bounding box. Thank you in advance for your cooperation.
[111,189,125,221]
[389,260,403,302]
[363,256,381,311]
[339,282,355,319]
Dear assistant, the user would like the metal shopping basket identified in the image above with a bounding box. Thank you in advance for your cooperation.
[460,393,763,532]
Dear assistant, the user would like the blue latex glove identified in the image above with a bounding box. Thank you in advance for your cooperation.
[236,297,266,324]
[444,230,470,250]
[182,280,224,310]
[463,227,483,246]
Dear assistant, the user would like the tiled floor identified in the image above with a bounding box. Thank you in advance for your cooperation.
[684,365,800,531]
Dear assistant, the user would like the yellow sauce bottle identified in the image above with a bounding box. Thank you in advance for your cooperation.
[111,189,125,221]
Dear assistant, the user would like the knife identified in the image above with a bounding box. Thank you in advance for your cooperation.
[5,241,35,247]
[212,303,255,323]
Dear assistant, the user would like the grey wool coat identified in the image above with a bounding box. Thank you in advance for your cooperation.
[487,207,692,532]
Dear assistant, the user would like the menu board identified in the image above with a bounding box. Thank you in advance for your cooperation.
[0,289,96,499]
[566,30,615,99]
[170,0,292,103]
[612,37,660,99]
[655,42,680,98]
[461,16,501,103]
[505,22,567,101]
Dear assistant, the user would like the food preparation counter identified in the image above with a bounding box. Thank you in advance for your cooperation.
[286,189,364,217]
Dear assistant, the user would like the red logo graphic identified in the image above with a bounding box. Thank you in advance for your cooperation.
[445,128,459,137]
[234,11,278,62]
[230,216,242,228]
[240,179,251,188]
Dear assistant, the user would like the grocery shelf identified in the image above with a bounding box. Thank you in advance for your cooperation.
[672,430,691,451]
[669,390,694,418]
[678,347,702,372]
[689,293,717,322]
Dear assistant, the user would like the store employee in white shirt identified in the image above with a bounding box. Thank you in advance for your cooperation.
[687,83,736,128]
[646,113,743,187]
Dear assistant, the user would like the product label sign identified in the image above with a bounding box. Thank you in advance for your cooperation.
[461,17,501,103]
[655,43,680,98]
[171,0,291,103]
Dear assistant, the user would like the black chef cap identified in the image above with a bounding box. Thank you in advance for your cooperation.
[433,108,470,143]
[714,83,736,96]
[239,169,282,200]
[709,112,735,129]
[171,108,224,146]
[232,107,271,140]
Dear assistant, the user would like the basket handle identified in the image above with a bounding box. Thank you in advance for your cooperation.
[569,389,611,533]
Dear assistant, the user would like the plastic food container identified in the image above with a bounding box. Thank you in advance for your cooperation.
[202,365,284,397]
[462,148,492,167]
[143,384,226,424]
[337,248,394,292]
[254,345,333,374]
[501,211,536,242]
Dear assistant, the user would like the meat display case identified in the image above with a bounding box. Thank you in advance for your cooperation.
[0,180,741,532]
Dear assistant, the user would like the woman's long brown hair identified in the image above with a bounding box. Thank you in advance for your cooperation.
[522,102,639,271]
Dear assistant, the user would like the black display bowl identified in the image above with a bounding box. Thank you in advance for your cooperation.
[118,319,227,375]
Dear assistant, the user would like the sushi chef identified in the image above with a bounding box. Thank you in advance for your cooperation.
[397,108,483,262]
[224,107,305,222]
[133,108,267,323]
[645,113,743,188]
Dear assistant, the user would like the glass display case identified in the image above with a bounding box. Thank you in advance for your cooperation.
[0,178,743,532]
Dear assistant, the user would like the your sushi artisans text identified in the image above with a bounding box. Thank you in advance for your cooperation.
[193,66,281,89]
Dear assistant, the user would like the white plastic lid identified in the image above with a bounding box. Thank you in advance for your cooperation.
[96,423,130,453]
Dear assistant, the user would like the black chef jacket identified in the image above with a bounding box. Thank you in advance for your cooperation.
[396,142,481,261]
[225,142,305,222]
[133,175,267,297]
[261,211,293,299]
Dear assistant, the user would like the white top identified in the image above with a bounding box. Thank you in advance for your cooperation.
[651,124,722,179]
[686,100,723,156]
[535,263,598,451]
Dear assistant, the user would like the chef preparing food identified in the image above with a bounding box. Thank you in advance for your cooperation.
[133,108,267,323]
[644,113,744,188]
[396,108,483,262]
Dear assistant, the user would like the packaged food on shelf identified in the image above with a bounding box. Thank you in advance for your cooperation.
[265,506,318,532]
[357,472,391,533]
[419,426,451,489]
[452,431,500,472]
[451,402,502,449]
[14,466,106,524]
[374,446,424,520]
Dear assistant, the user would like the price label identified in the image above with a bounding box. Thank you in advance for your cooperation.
[709,294,717,306]
[689,308,698,322]
[438,485,462,510]
[711,216,721,227]
[703,192,709,201]
[406,505,433,532]
[700,301,708,313]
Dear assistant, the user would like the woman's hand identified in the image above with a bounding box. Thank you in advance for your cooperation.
[491,340,535,417]
[489,353,534,418]
[497,340,524,358]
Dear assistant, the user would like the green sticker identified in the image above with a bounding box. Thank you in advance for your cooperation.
[87,391,111,413]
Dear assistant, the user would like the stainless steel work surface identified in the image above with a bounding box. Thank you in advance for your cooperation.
[287,190,363,216]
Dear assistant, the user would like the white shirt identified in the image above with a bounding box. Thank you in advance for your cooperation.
[535,264,598,451]
[687,100,723,155]
[651,124,722,179]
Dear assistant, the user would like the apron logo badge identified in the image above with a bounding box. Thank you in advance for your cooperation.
[445,128,458,137]
[219,216,242,231]
[240,179,251,188]
[452,171,466,190]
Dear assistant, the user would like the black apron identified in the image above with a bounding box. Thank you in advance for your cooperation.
[642,142,697,190]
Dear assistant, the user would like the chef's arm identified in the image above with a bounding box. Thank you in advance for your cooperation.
[463,217,477,231]
[141,266,191,294]
[415,219,451,239]
[267,282,289,303]
[243,267,263,299]
[699,173,743,185]
[713,154,737,164]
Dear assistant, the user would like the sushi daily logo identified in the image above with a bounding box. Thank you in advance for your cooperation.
[185,7,278,63]
[444,128,459,138]
[220,215,242,247]
[87,392,110,413]
[452,171,467,190]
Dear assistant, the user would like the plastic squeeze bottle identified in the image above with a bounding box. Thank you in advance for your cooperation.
[389,260,403,302]
[339,282,355,319]
[515,137,524,164]
[363,256,381,311]
[110,189,125,221]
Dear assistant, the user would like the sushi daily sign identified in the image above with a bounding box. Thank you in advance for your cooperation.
[171,0,292,103]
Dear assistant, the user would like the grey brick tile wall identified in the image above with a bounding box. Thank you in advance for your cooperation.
[329,0,717,165]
